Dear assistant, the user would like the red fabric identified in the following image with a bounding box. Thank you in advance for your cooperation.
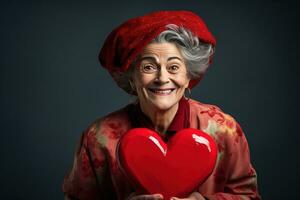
[99,10,216,90]
[62,99,261,200]
[128,97,190,141]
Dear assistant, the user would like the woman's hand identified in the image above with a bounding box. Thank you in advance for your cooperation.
[126,192,164,200]
[170,192,205,200]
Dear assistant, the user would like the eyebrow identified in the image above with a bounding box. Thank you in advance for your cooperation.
[140,56,183,63]
[140,56,158,63]
[167,56,183,62]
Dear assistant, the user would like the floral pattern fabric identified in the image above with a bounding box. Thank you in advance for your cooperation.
[62,99,261,200]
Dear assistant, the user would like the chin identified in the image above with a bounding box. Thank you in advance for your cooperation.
[150,99,178,111]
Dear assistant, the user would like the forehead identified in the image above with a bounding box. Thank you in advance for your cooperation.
[140,42,183,59]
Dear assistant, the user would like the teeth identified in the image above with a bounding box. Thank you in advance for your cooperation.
[153,89,172,94]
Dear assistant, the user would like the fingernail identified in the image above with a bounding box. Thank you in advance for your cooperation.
[154,194,163,198]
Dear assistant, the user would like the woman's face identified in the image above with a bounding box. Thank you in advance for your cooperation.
[131,42,190,111]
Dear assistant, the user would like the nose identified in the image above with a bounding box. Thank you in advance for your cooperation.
[155,67,170,84]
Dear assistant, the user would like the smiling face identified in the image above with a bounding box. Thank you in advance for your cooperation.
[131,42,190,112]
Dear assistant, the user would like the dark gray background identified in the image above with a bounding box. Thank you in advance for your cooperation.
[1,1,299,199]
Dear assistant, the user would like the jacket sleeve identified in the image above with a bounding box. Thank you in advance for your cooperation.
[62,122,117,200]
[203,122,262,200]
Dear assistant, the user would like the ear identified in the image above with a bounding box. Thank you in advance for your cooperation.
[184,76,191,88]
[129,78,135,89]
[128,65,137,85]
[128,73,138,93]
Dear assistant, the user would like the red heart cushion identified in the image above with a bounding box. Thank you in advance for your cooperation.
[117,128,218,199]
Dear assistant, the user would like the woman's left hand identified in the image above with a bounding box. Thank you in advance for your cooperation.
[170,192,206,200]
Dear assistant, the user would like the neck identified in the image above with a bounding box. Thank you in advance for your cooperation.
[139,102,179,135]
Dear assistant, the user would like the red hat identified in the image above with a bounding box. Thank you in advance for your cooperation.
[99,10,216,92]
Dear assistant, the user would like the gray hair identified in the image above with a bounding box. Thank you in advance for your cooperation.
[112,24,215,95]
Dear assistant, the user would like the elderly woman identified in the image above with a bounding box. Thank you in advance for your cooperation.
[63,11,261,200]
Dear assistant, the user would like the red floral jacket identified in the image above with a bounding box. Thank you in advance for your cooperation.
[62,98,261,200]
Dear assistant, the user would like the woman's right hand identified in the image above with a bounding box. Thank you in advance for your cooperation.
[126,192,164,200]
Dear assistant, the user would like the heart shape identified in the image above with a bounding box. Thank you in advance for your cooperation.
[117,128,217,199]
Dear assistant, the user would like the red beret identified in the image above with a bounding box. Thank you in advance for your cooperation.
[99,10,216,91]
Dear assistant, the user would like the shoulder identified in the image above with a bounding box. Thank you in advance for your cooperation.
[188,99,244,141]
[188,99,249,158]
[188,98,225,118]
[82,104,133,148]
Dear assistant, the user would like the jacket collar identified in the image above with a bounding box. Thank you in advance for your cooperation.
[127,97,190,140]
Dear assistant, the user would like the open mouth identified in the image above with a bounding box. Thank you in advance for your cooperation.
[148,88,176,95]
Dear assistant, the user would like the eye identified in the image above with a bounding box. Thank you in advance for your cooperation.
[168,65,180,72]
[141,64,157,73]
